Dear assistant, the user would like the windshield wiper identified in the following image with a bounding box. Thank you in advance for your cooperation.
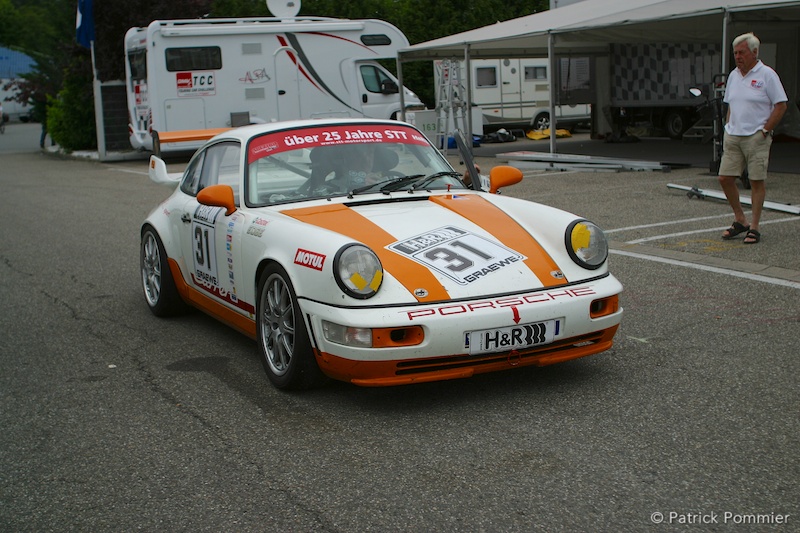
[349,171,464,195]
[409,171,463,191]
[349,174,423,195]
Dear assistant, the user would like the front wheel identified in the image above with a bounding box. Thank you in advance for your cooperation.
[256,264,327,390]
[663,110,688,139]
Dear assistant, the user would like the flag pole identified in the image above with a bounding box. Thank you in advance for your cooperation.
[89,39,108,160]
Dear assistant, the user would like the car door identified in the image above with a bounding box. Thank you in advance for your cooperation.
[177,141,248,313]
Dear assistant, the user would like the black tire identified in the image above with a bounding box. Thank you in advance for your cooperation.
[140,226,188,317]
[531,112,550,131]
[256,264,327,390]
[664,110,687,139]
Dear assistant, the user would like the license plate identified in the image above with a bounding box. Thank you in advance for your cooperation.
[465,319,560,355]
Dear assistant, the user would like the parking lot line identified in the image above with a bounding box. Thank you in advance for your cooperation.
[605,212,742,234]
[624,216,800,244]
[610,248,800,289]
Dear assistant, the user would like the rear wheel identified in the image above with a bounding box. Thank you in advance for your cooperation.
[531,112,550,131]
[141,227,187,316]
[256,264,327,390]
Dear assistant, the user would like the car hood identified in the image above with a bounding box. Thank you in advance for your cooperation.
[281,193,591,303]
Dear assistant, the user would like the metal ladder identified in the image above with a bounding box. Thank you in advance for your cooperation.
[434,60,468,153]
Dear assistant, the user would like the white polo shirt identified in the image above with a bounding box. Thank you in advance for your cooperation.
[723,60,787,136]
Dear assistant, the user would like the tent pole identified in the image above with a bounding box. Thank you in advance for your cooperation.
[464,45,473,154]
[398,55,406,122]
[721,9,729,76]
[548,32,557,154]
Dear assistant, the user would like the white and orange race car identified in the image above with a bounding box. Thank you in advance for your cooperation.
[141,119,622,389]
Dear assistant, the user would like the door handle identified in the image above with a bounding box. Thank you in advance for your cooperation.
[181,213,191,223]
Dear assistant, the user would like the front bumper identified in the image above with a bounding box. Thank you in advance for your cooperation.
[300,275,623,386]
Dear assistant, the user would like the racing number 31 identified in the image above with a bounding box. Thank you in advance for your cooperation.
[191,220,220,287]
[195,226,211,266]
[424,240,491,272]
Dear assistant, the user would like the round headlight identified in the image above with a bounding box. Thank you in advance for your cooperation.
[565,220,608,270]
[334,244,383,299]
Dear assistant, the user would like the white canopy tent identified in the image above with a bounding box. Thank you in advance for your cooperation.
[397,0,800,152]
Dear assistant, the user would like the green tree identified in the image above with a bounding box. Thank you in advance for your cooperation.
[1,0,75,144]
[4,0,548,150]
[95,1,214,81]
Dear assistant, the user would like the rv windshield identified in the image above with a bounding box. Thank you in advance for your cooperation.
[245,124,461,206]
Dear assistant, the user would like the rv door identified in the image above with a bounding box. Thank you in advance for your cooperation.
[356,62,401,120]
[273,46,302,121]
[499,59,524,120]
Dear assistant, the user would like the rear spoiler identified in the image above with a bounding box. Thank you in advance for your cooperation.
[151,128,231,155]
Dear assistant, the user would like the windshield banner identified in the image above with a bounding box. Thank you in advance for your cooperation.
[248,123,429,164]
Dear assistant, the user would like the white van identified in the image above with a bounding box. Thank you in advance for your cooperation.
[465,58,591,131]
[125,15,423,152]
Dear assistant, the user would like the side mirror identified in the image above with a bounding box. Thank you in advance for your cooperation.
[380,80,399,94]
[487,165,523,194]
[197,184,237,216]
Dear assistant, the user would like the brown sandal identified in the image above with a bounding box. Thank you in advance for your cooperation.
[743,229,761,244]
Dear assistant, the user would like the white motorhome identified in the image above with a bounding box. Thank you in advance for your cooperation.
[442,58,591,131]
[124,11,423,152]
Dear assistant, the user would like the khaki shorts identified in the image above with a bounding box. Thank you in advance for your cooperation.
[718,131,773,181]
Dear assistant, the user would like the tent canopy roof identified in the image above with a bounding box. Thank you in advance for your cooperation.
[399,0,800,60]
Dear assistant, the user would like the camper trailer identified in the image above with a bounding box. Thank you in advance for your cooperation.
[445,58,591,131]
[124,9,423,152]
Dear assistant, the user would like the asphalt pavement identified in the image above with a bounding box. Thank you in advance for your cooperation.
[1,122,798,531]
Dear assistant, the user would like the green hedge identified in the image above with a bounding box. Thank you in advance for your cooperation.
[47,57,96,151]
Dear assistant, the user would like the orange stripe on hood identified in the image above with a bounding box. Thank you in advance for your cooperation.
[429,194,568,286]
[282,203,450,302]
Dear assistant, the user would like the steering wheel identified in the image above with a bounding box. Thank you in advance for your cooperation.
[296,170,335,196]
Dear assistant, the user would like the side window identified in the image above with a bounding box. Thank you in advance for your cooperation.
[360,65,391,93]
[180,151,205,195]
[475,67,497,88]
[164,47,222,72]
[198,142,242,204]
[524,66,547,81]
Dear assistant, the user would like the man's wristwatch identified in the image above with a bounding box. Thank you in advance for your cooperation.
[762,129,772,137]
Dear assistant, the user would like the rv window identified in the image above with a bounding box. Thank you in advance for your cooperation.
[361,34,392,46]
[475,67,497,88]
[165,47,222,72]
[128,50,147,81]
[524,66,547,81]
[359,65,392,94]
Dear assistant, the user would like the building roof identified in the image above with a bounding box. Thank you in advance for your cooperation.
[0,46,35,79]
[399,0,800,60]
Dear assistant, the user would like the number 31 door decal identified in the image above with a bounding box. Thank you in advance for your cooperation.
[191,205,224,288]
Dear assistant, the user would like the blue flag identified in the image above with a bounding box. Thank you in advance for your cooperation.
[76,0,95,48]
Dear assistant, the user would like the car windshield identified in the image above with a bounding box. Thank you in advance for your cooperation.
[244,123,464,206]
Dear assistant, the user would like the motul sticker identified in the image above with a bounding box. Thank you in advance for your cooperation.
[176,71,216,96]
[294,249,326,271]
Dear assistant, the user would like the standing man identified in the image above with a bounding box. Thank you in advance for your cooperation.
[719,32,787,244]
